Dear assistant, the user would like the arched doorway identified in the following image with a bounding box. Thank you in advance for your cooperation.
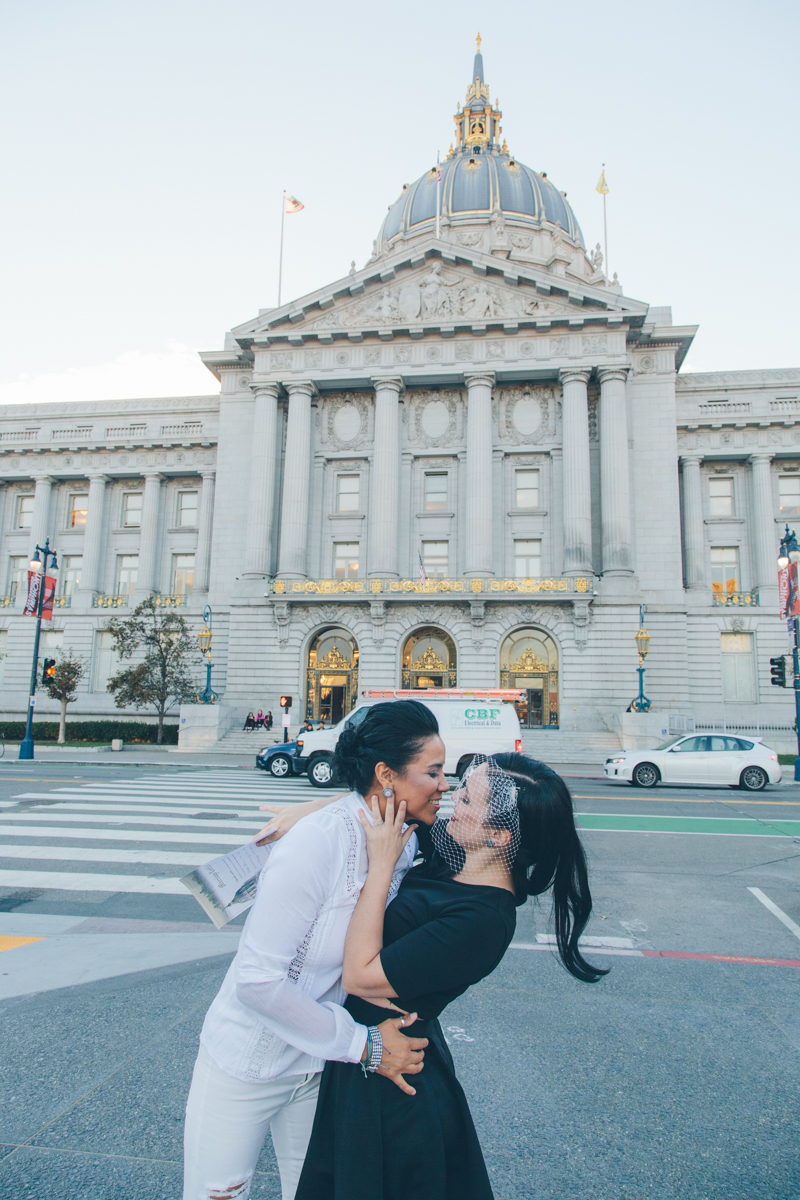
[500,628,559,728]
[401,627,457,689]
[306,628,359,724]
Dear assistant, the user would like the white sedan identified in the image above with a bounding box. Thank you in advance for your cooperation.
[604,734,782,791]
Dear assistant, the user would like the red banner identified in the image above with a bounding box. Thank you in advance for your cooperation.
[22,571,56,620]
[779,566,790,619]
[791,563,800,619]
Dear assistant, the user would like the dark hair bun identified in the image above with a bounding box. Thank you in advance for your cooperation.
[332,700,439,795]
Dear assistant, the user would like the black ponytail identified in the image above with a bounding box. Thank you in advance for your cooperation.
[492,752,608,984]
[332,700,439,796]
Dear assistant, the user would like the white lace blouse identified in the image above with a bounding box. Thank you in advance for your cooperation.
[200,791,417,1083]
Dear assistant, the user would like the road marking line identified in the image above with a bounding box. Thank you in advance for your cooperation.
[0,935,45,952]
[0,870,188,894]
[0,845,215,866]
[509,943,800,968]
[571,795,800,806]
[747,887,800,941]
[0,826,247,845]
[0,813,264,830]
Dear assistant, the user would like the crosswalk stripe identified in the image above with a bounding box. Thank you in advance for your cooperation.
[0,846,217,866]
[0,870,187,894]
[0,827,248,846]
[0,813,266,830]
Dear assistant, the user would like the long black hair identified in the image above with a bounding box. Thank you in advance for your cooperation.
[332,700,439,796]
[487,752,607,984]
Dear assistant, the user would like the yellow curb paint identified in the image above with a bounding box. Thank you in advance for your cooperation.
[0,935,45,952]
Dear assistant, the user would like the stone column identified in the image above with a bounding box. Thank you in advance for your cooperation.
[750,453,776,589]
[193,469,216,594]
[368,376,402,578]
[244,383,280,577]
[277,380,316,579]
[463,371,495,577]
[136,472,163,594]
[680,453,706,589]
[29,476,54,559]
[598,366,633,574]
[559,369,592,575]
[80,474,109,596]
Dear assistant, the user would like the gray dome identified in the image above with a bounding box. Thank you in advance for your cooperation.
[378,150,584,249]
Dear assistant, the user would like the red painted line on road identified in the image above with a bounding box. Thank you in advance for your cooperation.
[641,950,800,969]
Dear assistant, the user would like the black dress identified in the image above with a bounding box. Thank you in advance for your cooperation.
[295,865,517,1200]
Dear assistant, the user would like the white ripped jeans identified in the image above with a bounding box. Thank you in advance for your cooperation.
[183,1043,321,1200]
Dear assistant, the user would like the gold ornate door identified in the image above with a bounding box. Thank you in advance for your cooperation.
[306,630,359,722]
[401,627,457,689]
[499,630,559,728]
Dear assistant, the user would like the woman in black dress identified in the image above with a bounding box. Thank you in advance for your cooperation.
[295,746,606,1200]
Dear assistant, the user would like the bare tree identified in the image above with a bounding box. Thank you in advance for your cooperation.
[106,597,200,744]
[43,653,88,744]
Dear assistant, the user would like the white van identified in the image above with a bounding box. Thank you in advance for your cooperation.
[295,689,524,787]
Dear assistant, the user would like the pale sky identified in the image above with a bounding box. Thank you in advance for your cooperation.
[1,0,797,406]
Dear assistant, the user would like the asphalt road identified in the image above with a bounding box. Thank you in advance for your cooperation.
[0,762,798,1199]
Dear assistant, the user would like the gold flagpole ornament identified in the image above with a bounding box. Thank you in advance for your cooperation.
[596,165,609,279]
[278,193,305,307]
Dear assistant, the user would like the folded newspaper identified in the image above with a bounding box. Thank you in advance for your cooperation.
[181,841,271,929]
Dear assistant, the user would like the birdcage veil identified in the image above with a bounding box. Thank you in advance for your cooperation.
[431,754,520,877]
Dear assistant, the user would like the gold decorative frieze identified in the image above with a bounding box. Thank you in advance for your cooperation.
[269,576,594,597]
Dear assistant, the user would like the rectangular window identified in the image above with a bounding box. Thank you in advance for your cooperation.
[336,474,360,513]
[779,475,800,517]
[0,629,7,688]
[61,555,83,597]
[708,477,734,518]
[177,491,199,527]
[514,539,542,578]
[721,632,756,703]
[710,546,739,596]
[122,492,142,527]
[424,473,448,512]
[116,554,139,596]
[92,630,120,693]
[515,469,540,510]
[333,543,359,580]
[7,555,27,599]
[172,553,195,595]
[422,541,449,578]
[15,494,34,529]
[69,493,89,528]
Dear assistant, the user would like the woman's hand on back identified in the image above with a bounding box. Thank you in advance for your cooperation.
[357,793,417,875]
[254,794,347,845]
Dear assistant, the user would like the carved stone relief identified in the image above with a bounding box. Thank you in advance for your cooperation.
[319,393,371,451]
[496,385,555,445]
[455,343,473,362]
[588,394,599,442]
[634,353,657,373]
[363,348,381,365]
[407,389,462,448]
[270,351,293,371]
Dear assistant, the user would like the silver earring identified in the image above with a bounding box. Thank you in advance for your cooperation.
[382,788,394,798]
[485,839,495,848]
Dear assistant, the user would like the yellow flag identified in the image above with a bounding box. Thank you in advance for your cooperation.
[596,171,609,195]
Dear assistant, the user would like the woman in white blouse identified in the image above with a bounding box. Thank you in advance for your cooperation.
[183,700,449,1200]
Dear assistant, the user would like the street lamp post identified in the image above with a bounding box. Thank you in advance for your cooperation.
[196,604,218,704]
[777,525,800,780]
[631,617,651,713]
[19,539,58,760]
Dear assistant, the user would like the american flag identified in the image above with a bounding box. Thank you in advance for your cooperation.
[418,551,427,586]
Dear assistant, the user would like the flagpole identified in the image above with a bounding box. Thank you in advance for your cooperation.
[602,163,608,278]
[436,151,441,240]
[278,190,286,307]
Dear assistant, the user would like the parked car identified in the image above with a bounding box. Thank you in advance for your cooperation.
[605,734,781,791]
[295,690,524,787]
[255,740,303,778]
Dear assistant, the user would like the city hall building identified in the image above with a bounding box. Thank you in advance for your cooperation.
[1,47,797,754]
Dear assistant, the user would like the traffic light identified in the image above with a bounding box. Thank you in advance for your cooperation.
[42,658,56,684]
[279,695,292,710]
[770,656,787,687]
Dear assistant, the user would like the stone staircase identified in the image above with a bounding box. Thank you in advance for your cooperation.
[520,729,621,765]
[215,728,288,754]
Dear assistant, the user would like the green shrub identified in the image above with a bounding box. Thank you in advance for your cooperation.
[0,720,179,744]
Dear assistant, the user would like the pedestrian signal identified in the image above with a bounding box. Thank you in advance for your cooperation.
[280,695,292,710]
[769,656,787,687]
[42,658,56,684]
